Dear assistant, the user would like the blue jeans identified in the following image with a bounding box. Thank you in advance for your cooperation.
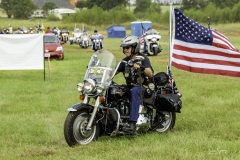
[129,86,146,122]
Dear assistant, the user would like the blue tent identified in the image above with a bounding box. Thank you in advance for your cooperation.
[107,26,126,38]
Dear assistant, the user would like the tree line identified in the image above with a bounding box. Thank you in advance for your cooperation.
[1,0,240,25]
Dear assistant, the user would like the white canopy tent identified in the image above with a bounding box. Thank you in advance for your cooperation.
[49,8,76,19]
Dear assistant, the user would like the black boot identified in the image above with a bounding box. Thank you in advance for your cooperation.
[123,121,136,132]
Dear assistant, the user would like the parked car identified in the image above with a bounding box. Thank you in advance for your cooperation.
[44,33,65,60]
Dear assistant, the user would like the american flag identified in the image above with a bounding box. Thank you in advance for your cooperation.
[139,27,147,45]
[167,64,180,94]
[167,64,173,90]
[171,9,240,77]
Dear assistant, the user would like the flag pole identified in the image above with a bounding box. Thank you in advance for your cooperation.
[169,0,173,70]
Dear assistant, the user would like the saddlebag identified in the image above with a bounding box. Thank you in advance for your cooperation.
[156,94,182,113]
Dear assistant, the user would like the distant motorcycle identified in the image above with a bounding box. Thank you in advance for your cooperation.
[60,29,69,43]
[51,28,61,40]
[22,26,28,34]
[79,32,90,48]
[69,28,82,45]
[90,34,104,51]
[140,29,162,56]
[8,24,13,34]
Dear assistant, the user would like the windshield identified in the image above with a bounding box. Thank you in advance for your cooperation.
[91,34,103,40]
[44,36,59,43]
[145,29,158,35]
[84,50,116,85]
[74,28,81,33]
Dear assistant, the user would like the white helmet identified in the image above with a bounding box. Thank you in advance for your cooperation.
[120,35,140,54]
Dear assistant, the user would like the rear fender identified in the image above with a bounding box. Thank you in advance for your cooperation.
[67,103,93,112]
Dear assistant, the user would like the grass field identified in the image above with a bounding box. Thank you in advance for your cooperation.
[1,17,240,159]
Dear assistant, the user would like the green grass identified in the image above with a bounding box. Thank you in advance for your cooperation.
[1,18,240,160]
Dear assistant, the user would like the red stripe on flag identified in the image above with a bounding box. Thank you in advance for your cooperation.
[172,61,240,77]
[172,53,240,68]
[174,44,240,58]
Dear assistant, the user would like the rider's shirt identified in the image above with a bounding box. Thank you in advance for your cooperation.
[117,53,153,88]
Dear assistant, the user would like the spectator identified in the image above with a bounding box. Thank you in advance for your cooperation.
[45,27,50,34]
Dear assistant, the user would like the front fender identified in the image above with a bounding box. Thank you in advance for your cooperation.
[67,103,93,112]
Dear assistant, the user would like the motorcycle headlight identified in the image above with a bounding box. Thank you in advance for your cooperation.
[96,39,99,42]
[77,83,84,92]
[96,85,105,94]
[56,46,63,51]
[99,39,102,42]
[93,39,96,42]
[83,37,88,41]
[152,38,157,42]
[83,79,96,93]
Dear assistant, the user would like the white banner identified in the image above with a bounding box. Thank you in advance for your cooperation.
[0,34,44,70]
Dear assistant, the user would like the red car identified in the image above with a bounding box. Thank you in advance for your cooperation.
[44,33,65,60]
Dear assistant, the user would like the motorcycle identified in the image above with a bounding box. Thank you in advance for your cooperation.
[60,29,69,43]
[64,50,182,146]
[79,32,90,48]
[90,34,104,51]
[8,24,13,34]
[51,28,61,40]
[140,28,162,56]
[22,26,28,34]
[69,28,82,45]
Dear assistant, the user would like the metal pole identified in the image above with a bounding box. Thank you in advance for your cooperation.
[169,0,173,69]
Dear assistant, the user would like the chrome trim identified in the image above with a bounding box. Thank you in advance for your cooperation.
[110,108,120,136]
[86,96,100,130]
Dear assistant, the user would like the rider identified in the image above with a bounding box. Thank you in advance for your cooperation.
[91,30,103,50]
[116,35,153,132]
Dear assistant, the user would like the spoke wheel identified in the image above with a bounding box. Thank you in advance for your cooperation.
[152,111,176,133]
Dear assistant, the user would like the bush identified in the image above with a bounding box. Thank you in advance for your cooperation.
[47,14,60,21]
[62,5,136,26]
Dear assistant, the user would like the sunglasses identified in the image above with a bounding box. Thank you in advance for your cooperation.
[123,46,131,50]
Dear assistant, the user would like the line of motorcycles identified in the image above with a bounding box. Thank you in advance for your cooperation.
[67,27,162,56]
[68,28,104,52]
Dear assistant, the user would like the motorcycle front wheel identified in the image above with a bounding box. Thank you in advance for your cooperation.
[151,111,176,133]
[64,110,100,146]
[152,47,159,56]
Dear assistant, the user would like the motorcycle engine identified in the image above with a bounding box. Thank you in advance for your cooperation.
[108,84,129,100]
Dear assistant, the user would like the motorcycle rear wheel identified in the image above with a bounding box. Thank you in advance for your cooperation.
[64,110,100,146]
[152,111,176,133]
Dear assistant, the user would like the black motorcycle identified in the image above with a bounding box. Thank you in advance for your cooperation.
[64,50,182,146]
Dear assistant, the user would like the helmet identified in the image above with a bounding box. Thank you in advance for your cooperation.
[94,30,97,33]
[120,35,140,54]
